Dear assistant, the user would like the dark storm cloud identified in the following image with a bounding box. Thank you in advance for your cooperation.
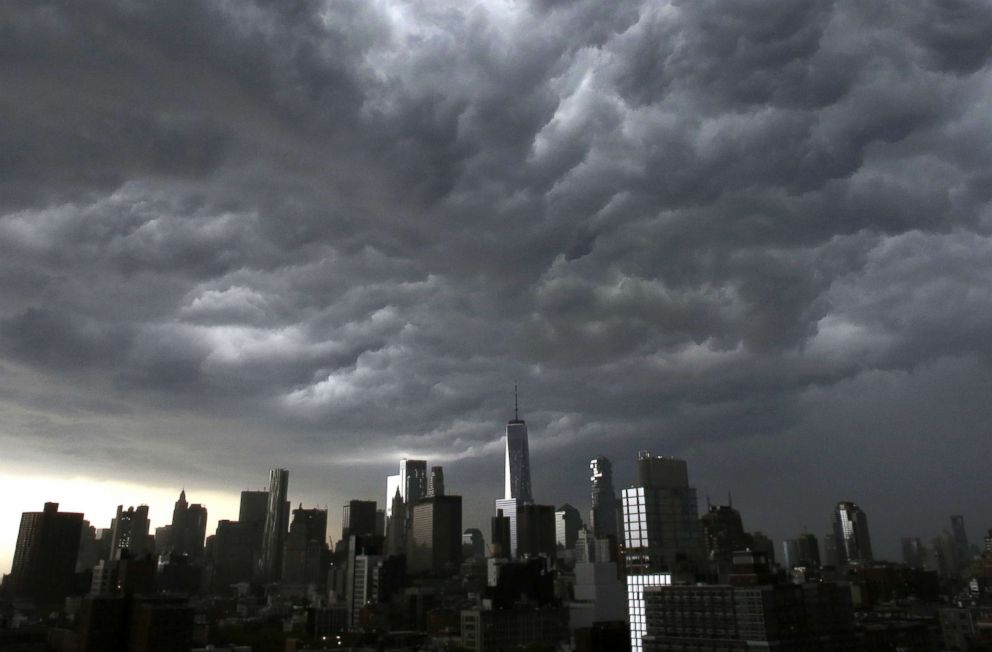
[2,0,991,547]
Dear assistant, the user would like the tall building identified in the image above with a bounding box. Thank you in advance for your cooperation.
[622,452,702,652]
[902,537,924,568]
[239,490,269,523]
[555,504,583,550]
[386,488,406,557]
[796,532,821,568]
[428,466,445,497]
[517,504,557,561]
[700,503,751,582]
[8,502,84,603]
[261,468,290,582]
[345,535,384,628]
[110,505,151,559]
[589,457,618,541]
[622,452,704,577]
[169,490,207,558]
[951,515,970,566]
[400,459,429,506]
[385,475,401,519]
[504,388,533,504]
[342,500,378,542]
[211,520,255,588]
[409,495,463,576]
[282,505,329,586]
[832,501,873,566]
[495,498,520,558]
[491,509,512,559]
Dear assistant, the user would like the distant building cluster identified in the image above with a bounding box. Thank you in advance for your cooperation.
[1,393,989,651]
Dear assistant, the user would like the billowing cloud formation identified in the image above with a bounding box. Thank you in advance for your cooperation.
[1,0,992,556]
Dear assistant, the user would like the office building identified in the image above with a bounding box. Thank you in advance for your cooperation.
[110,505,152,560]
[700,503,751,582]
[460,606,569,652]
[622,452,704,577]
[342,500,378,542]
[409,495,462,576]
[627,573,672,652]
[491,509,512,559]
[400,459,429,506]
[345,535,384,629]
[494,498,519,558]
[503,388,533,504]
[796,532,821,569]
[589,457,619,541]
[260,468,289,582]
[517,503,557,561]
[282,505,329,586]
[7,502,84,603]
[463,528,486,559]
[385,475,401,519]
[211,520,255,588]
[555,504,583,550]
[951,515,970,566]
[428,466,445,497]
[641,580,859,651]
[832,501,873,566]
[169,490,207,558]
[386,487,407,557]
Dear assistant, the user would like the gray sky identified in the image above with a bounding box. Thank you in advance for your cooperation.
[2,0,992,573]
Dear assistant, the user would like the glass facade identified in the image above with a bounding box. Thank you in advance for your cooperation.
[626,572,671,652]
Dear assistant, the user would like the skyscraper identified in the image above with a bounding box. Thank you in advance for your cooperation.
[110,505,151,559]
[282,505,329,586]
[400,459,429,505]
[8,502,84,603]
[261,468,290,582]
[951,515,970,565]
[555,504,582,550]
[622,452,704,576]
[342,500,378,542]
[589,457,618,541]
[428,466,445,497]
[409,495,463,576]
[504,387,533,504]
[832,501,873,566]
[169,490,207,558]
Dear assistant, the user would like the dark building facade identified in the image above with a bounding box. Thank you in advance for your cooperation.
[409,495,463,576]
[7,502,84,604]
[589,457,619,541]
[342,499,378,542]
[517,504,557,561]
[261,468,289,582]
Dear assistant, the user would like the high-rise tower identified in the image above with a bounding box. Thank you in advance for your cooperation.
[589,457,618,540]
[261,468,290,582]
[504,386,533,503]
[832,501,873,566]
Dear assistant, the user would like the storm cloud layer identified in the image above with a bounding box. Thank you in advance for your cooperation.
[2,0,992,553]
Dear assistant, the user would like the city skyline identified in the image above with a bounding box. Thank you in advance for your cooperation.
[3,0,992,589]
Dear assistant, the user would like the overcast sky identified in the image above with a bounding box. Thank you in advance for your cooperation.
[2,0,992,574]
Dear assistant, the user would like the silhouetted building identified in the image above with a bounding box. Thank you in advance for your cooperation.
[518,503,557,561]
[169,490,207,558]
[491,509,512,559]
[211,520,255,588]
[401,459,429,508]
[386,487,407,557]
[797,532,821,569]
[409,495,463,576]
[951,515,970,567]
[260,468,289,582]
[700,503,751,582]
[283,505,329,586]
[901,537,924,568]
[6,502,84,604]
[833,501,873,566]
[556,504,583,550]
[494,498,520,558]
[345,535,384,629]
[342,499,377,542]
[590,457,619,542]
[463,528,486,559]
[110,505,151,560]
[428,466,445,497]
